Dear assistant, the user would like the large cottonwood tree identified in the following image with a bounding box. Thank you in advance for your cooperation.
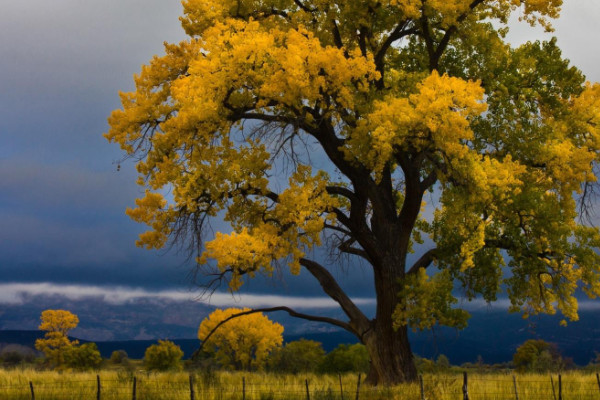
[106,0,600,384]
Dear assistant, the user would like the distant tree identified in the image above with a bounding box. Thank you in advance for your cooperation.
[513,339,563,372]
[414,355,436,373]
[65,343,102,370]
[585,352,600,371]
[414,354,451,373]
[267,339,325,374]
[0,344,36,365]
[144,340,184,371]
[319,343,369,374]
[199,308,283,371]
[35,309,79,368]
[110,350,129,364]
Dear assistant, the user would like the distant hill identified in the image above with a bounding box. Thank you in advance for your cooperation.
[3,308,600,365]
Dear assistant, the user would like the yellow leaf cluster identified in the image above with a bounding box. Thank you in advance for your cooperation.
[174,18,378,122]
[387,0,561,29]
[200,167,339,290]
[126,191,174,250]
[345,71,487,180]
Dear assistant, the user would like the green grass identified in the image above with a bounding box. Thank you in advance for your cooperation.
[1,368,599,399]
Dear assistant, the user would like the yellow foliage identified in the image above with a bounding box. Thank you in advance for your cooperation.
[106,0,600,337]
[198,308,284,370]
[35,310,79,368]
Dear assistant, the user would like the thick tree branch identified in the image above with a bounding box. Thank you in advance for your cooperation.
[407,248,439,275]
[331,19,345,50]
[396,153,428,253]
[420,169,438,192]
[338,239,372,263]
[300,258,371,336]
[375,20,409,68]
[374,21,418,88]
[326,185,358,202]
[309,119,381,260]
[419,9,436,68]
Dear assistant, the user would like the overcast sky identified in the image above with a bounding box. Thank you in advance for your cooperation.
[1,1,600,337]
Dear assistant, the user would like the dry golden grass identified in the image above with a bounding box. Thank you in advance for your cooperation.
[0,368,599,399]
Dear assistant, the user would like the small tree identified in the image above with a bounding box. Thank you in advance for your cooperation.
[268,339,325,374]
[65,343,102,370]
[144,340,184,371]
[35,310,79,368]
[110,350,129,364]
[513,339,563,372]
[320,343,370,374]
[199,308,283,370]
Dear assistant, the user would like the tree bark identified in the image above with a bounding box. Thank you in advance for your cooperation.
[363,323,417,385]
[361,253,418,385]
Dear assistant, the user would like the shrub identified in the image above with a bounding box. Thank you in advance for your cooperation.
[267,339,325,374]
[513,339,563,372]
[0,345,36,365]
[110,350,129,364]
[319,343,369,374]
[65,343,102,370]
[144,340,184,371]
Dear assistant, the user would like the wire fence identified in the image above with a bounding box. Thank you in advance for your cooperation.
[1,372,600,400]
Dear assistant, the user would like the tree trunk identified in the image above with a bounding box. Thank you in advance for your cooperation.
[362,316,417,385]
[361,255,418,385]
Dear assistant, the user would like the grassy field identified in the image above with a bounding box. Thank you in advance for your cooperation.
[1,368,600,399]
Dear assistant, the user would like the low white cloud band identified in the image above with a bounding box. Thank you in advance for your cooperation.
[0,282,375,309]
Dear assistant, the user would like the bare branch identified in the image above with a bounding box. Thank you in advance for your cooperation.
[339,238,372,263]
[324,222,352,236]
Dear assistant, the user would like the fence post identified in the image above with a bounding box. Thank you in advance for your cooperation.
[462,371,469,400]
[550,375,557,400]
[189,374,195,400]
[512,375,519,400]
[339,374,344,400]
[558,374,562,400]
[419,374,425,400]
[29,381,34,400]
[97,374,101,400]
[596,373,600,394]
[355,373,361,400]
[132,376,136,400]
[305,379,310,400]
[242,376,246,400]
